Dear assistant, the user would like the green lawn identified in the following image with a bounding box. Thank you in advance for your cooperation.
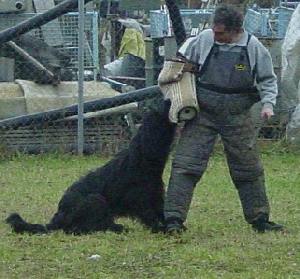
[0,143,299,279]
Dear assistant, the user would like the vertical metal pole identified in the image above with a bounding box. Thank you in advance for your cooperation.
[92,12,99,80]
[77,0,85,154]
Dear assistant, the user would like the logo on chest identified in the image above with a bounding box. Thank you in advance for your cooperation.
[235,64,247,71]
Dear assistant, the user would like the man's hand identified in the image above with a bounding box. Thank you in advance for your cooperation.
[158,59,185,86]
[261,104,274,120]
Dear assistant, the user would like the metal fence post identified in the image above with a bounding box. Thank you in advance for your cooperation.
[77,0,85,154]
[93,12,99,80]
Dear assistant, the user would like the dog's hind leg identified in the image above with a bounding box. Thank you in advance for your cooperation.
[57,193,124,234]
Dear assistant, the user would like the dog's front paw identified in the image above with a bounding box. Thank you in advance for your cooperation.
[151,222,165,233]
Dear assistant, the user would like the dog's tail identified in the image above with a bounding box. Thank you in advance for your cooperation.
[6,213,50,234]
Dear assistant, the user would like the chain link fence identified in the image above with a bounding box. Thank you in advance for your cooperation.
[0,0,156,155]
[0,0,295,156]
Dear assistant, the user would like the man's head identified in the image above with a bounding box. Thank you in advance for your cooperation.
[212,5,244,43]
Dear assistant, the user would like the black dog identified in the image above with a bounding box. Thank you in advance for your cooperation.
[6,101,176,234]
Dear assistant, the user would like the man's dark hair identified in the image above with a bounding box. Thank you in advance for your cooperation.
[213,5,244,32]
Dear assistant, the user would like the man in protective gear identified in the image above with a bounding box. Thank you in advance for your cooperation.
[159,5,284,234]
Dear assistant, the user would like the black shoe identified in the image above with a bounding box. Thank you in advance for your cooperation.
[164,218,187,234]
[252,220,284,233]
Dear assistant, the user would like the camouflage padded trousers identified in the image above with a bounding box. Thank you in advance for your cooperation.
[164,109,270,224]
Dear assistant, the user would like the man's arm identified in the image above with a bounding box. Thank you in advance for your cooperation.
[254,40,278,119]
[177,36,200,62]
[177,29,214,67]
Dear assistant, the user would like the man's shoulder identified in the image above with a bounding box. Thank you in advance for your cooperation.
[247,33,264,47]
[179,29,213,50]
[247,34,269,55]
[198,28,214,38]
[190,29,214,45]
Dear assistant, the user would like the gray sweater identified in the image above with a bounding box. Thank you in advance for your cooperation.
[178,29,278,108]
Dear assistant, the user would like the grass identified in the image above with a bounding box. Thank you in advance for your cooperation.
[0,143,299,279]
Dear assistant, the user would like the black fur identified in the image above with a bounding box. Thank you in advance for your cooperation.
[6,101,176,234]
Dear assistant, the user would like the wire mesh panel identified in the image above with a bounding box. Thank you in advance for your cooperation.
[150,8,214,38]
[0,113,133,155]
[0,80,161,155]
[244,6,294,38]
[59,12,99,74]
[0,12,99,78]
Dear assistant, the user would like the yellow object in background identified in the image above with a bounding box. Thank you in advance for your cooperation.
[118,28,146,60]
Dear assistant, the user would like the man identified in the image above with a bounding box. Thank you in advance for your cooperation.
[161,5,284,233]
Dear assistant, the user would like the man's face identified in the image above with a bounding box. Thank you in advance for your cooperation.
[212,24,237,43]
